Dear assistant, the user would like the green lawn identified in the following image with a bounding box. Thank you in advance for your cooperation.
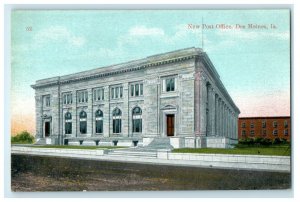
[172,145,291,156]
[27,145,127,150]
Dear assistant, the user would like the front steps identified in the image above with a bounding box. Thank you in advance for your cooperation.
[144,137,174,150]
[106,138,173,159]
[107,148,158,159]
[35,138,46,145]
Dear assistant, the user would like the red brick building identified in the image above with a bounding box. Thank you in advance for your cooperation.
[238,116,291,141]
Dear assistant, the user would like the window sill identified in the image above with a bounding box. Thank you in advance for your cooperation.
[160,92,179,98]
[110,99,124,104]
[129,96,144,101]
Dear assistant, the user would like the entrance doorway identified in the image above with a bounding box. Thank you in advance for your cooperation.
[44,121,50,137]
[166,114,174,136]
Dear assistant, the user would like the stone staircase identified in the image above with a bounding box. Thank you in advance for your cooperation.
[144,137,174,150]
[106,137,173,159]
[107,148,157,159]
[35,138,46,145]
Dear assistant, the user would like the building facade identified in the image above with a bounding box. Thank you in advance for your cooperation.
[238,117,291,141]
[31,47,240,148]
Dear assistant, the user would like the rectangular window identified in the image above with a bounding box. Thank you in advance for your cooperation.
[63,93,72,105]
[131,85,134,97]
[273,129,278,136]
[68,94,72,104]
[133,119,142,133]
[284,129,288,136]
[80,121,87,134]
[140,84,143,95]
[262,121,266,128]
[273,121,278,128]
[284,120,288,128]
[111,88,114,99]
[242,122,246,128]
[94,88,104,101]
[111,86,123,99]
[63,94,67,105]
[96,120,103,134]
[250,123,254,128]
[135,84,139,96]
[77,90,88,103]
[166,78,175,92]
[130,82,144,97]
[44,95,51,107]
[242,130,246,136]
[113,119,122,133]
[85,91,88,102]
[97,89,101,100]
[250,130,254,136]
[65,122,72,134]
[116,87,119,98]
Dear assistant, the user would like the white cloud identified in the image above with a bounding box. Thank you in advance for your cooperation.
[128,26,165,37]
[33,26,86,47]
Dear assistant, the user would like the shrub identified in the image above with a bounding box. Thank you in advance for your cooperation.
[238,138,247,145]
[272,137,282,145]
[11,131,35,144]
[260,138,272,146]
[246,137,255,145]
[280,138,288,144]
[254,137,263,145]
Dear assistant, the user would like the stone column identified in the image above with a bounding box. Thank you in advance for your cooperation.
[230,111,234,138]
[208,86,215,136]
[228,109,232,138]
[231,113,233,138]
[211,90,216,136]
[194,72,201,136]
[231,112,234,139]
[200,75,207,136]
[221,104,224,137]
[234,114,238,139]
[225,106,228,138]
[215,94,219,136]
[218,98,222,136]
[227,108,230,138]
[220,101,224,137]
[232,113,235,139]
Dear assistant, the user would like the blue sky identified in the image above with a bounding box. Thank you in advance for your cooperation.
[11,10,290,134]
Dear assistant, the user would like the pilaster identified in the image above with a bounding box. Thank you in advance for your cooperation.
[103,86,110,137]
[199,73,207,136]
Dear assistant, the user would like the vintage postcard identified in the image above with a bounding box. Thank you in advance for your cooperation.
[10,9,291,194]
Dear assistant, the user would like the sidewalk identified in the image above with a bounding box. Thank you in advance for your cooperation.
[11,146,290,172]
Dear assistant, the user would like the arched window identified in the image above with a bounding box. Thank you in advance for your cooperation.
[132,107,142,133]
[65,112,72,134]
[112,108,122,134]
[79,111,87,134]
[95,110,103,134]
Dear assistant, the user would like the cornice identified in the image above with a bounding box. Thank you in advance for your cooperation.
[31,54,196,90]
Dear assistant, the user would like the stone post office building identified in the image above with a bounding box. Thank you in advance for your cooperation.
[31,47,240,148]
